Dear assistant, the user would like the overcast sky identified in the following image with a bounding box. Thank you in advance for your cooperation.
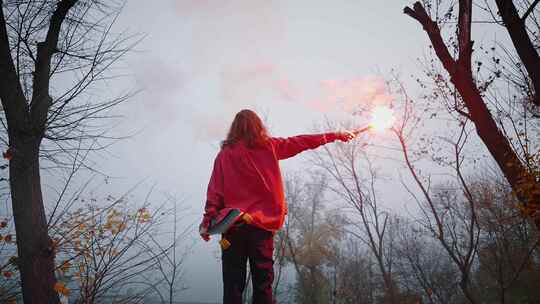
[92,1,436,302]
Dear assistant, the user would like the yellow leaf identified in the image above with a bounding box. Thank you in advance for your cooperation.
[60,261,71,273]
[54,281,71,296]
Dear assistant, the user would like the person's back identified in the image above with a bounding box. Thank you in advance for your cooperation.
[211,140,284,232]
[199,109,356,304]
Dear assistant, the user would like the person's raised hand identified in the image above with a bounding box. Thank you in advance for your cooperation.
[336,131,356,142]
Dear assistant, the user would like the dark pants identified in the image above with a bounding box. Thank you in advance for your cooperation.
[222,224,275,304]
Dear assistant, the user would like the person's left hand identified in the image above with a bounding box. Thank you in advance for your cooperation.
[336,131,356,142]
[199,225,210,242]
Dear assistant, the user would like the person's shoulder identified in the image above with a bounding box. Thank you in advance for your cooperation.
[218,142,239,156]
[211,147,229,167]
[267,137,281,144]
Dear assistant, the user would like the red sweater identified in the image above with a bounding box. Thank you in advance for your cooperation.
[201,133,339,232]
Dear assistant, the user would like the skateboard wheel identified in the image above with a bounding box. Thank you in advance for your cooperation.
[219,238,231,250]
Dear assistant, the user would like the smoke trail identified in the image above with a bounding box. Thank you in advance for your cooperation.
[311,76,393,113]
[195,63,394,140]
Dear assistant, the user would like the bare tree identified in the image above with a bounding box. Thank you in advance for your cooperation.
[311,132,401,303]
[395,219,463,304]
[473,174,540,303]
[141,197,192,304]
[0,1,137,301]
[272,218,288,301]
[385,56,540,303]
[403,0,540,229]
[335,236,377,304]
[281,173,342,304]
[396,118,481,303]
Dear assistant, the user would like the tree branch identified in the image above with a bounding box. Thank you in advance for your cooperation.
[0,0,28,132]
[31,0,78,133]
[495,0,540,106]
[404,2,457,75]
[522,0,540,21]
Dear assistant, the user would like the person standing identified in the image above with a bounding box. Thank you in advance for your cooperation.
[199,109,357,304]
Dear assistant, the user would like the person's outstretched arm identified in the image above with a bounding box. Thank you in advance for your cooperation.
[270,131,355,160]
[199,154,225,241]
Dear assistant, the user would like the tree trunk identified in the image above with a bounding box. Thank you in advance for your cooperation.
[451,71,539,222]
[10,136,60,304]
[495,0,540,106]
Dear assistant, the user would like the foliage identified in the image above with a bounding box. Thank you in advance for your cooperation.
[0,188,189,303]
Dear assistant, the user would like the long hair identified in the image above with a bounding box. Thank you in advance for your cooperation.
[221,109,269,149]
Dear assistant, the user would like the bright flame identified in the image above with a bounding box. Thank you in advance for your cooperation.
[369,106,395,132]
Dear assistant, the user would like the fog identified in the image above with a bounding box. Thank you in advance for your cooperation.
[72,0,428,302]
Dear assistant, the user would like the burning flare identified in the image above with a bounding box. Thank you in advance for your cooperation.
[351,105,396,136]
[369,106,395,132]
